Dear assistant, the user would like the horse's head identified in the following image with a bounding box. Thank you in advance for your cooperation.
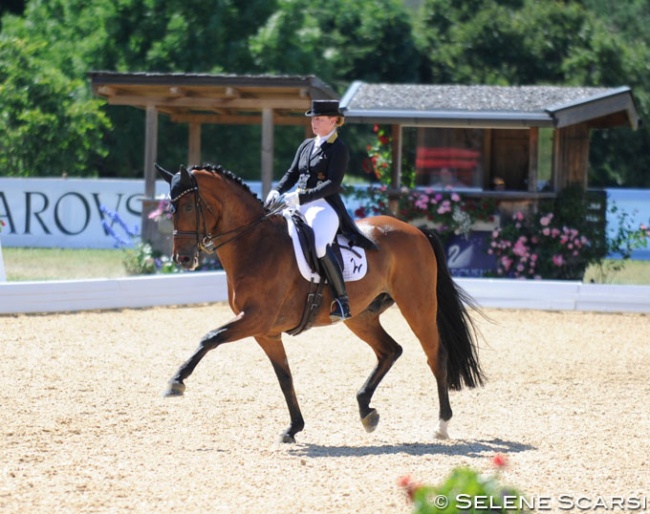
[156,164,209,270]
[156,163,266,270]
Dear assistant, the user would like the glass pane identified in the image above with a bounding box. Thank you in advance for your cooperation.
[413,128,484,189]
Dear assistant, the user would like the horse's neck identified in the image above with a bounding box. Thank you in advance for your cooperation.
[215,211,288,274]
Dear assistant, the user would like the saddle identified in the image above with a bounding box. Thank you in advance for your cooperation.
[283,211,367,336]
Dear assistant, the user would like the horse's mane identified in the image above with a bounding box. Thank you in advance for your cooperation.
[190,163,263,205]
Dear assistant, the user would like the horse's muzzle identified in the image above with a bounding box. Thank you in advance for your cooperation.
[174,252,199,270]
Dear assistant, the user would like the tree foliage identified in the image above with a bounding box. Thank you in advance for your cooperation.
[0,0,648,186]
[0,37,110,176]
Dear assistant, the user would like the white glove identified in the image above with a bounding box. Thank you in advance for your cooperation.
[283,191,300,209]
[264,189,280,207]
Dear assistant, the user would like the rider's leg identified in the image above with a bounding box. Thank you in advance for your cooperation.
[300,199,350,322]
[318,244,351,321]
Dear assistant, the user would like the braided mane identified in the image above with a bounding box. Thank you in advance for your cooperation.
[190,163,263,205]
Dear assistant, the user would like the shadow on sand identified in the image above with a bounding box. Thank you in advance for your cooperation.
[286,437,535,459]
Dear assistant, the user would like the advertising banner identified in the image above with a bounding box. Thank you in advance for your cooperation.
[0,178,169,249]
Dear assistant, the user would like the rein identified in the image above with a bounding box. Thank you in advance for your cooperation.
[171,175,283,254]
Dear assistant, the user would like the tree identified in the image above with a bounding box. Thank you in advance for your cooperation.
[1,0,279,178]
[0,37,110,176]
[251,0,422,86]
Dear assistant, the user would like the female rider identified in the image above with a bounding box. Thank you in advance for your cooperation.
[264,99,375,322]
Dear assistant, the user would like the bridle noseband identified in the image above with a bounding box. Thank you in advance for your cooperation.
[170,173,281,254]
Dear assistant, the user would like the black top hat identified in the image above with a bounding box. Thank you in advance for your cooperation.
[305,99,343,117]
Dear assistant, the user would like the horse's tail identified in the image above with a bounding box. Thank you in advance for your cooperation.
[421,229,485,390]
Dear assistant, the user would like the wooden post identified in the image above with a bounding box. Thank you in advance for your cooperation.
[389,124,402,215]
[142,105,158,244]
[528,127,539,192]
[261,108,274,198]
[188,122,201,167]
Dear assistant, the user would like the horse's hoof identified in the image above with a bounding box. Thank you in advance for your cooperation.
[435,419,449,440]
[279,433,296,444]
[163,382,185,397]
[435,430,449,440]
[361,409,380,433]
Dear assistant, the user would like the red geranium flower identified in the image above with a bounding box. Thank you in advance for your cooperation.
[492,453,508,469]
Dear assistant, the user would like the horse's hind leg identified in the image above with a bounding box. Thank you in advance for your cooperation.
[393,295,452,439]
[344,311,403,433]
[255,334,305,443]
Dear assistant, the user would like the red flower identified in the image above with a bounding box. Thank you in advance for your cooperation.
[397,475,421,502]
[492,453,508,469]
[373,124,380,133]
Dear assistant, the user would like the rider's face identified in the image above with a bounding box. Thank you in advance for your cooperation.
[311,115,338,137]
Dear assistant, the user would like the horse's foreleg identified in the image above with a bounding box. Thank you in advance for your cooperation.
[255,335,304,443]
[344,313,403,434]
[163,312,246,397]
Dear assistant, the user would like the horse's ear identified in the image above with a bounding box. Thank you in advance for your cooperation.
[179,165,193,187]
[155,163,174,184]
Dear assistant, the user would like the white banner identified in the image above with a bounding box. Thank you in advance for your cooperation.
[0,178,169,249]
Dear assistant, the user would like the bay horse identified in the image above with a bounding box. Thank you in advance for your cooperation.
[156,163,485,443]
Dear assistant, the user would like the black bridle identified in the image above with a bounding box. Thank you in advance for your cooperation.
[170,174,282,254]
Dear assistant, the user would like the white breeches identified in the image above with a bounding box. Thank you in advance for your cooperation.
[296,198,339,258]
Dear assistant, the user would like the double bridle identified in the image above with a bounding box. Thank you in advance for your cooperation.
[170,174,282,254]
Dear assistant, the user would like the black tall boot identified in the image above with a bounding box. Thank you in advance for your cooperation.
[319,245,351,322]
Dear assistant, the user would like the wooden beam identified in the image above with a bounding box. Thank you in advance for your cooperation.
[104,95,311,110]
[169,113,307,126]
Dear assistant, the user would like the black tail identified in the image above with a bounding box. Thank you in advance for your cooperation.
[421,229,485,390]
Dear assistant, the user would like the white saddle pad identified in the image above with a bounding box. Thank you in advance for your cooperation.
[283,210,368,283]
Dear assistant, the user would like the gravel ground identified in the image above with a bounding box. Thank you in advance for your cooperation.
[1,304,648,513]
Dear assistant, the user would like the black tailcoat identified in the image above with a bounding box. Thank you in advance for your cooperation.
[275,132,375,250]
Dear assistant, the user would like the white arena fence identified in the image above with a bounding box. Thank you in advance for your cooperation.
[1,273,648,315]
[1,178,649,314]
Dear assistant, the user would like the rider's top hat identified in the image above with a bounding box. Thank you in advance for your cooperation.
[305,100,343,117]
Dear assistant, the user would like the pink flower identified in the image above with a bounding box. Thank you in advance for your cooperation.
[552,255,564,267]
[414,195,429,210]
[540,215,552,227]
[513,212,524,221]
[451,193,461,202]
[542,228,550,236]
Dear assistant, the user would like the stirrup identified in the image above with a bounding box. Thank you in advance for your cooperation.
[330,297,351,322]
